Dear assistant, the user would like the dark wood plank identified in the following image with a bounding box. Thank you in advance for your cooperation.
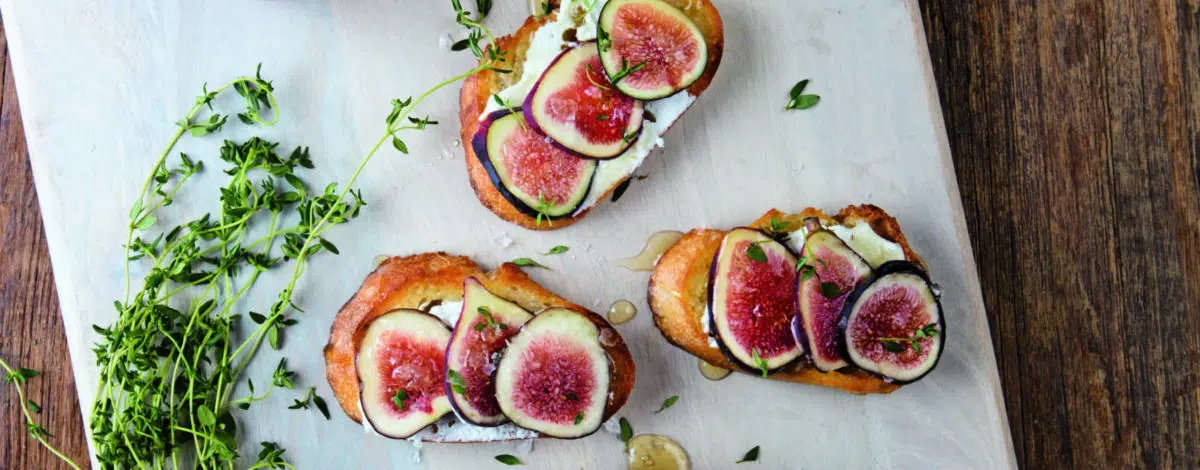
[919,0,1200,468]
[0,16,91,470]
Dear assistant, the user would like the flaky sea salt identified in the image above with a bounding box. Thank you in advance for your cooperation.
[602,418,621,435]
[492,233,514,249]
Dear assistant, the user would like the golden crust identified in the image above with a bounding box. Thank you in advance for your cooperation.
[460,0,725,230]
[649,205,929,395]
[323,253,635,440]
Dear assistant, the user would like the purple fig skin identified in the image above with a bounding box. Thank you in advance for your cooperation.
[355,310,452,440]
[523,42,644,160]
[789,314,809,366]
[706,227,803,375]
[472,108,596,220]
[490,310,609,439]
[838,260,946,385]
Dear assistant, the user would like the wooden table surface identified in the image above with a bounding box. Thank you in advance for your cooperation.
[2,2,1197,469]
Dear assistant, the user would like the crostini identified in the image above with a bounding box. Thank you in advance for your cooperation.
[648,205,946,394]
[324,253,635,441]
[460,0,724,230]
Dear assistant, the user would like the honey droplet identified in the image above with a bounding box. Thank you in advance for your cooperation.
[699,359,732,381]
[627,434,690,470]
[607,299,638,325]
[617,231,685,272]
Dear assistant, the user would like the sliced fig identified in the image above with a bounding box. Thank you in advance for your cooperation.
[795,220,875,372]
[444,277,534,426]
[525,43,645,159]
[473,109,597,219]
[494,308,610,438]
[841,261,945,383]
[356,309,452,439]
[597,0,708,100]
[707,228,803,374]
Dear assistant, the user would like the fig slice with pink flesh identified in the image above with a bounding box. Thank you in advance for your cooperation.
[525,43,644,159]
[356,309,453,439]
[597,0,708,100]
[472,109,597,219]
[494,308,610,438]
[841,261,945,384]
[444,277,534,426]
[708,228,804,375]
[795,220,874,372]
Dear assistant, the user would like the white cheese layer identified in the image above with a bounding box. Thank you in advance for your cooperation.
[827,223,905,267]
[701,305,718,348]
[785,222,904,267]
[785,227,813,254]
[410,416,538,443]
[477,0,696,213]
[426,300,465,326]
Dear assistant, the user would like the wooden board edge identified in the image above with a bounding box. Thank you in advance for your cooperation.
[903,1,1018,467]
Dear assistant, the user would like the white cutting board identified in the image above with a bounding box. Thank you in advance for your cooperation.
[2,0,1015,468]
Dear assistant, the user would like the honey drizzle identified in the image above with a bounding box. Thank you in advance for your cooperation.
[617,230,685,272]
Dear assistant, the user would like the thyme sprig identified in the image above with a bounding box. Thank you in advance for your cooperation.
[0,360,80,469]
[543,245,569,255]
[534,192,557,228]
[448,370,468,395]
[795,238,841,299]
[654,395,679,414]
[473,306,510,332]
[87,5,508,466]
[597,26,612,53]
[745,240,769,263]
[608,58,646,84]
[786,79,820,110]
[736,445,761,463]
[751,348,769,378]
[92,67,330,469]
[585,64,614,91]
[287,387,331,420]
[392,389,409,411]
[880,323,940,353]
[765,215,791,241]
[512,257,549,269]
[746,218,792,263]
[492,94,528,131]
[43,3,511,466]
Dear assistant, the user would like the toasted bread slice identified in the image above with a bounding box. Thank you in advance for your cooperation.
[460,0,724,230]
[324,252,635,441]
[648,205,927,394]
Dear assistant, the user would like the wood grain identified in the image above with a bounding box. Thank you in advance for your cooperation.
[919,0,1200,468]
[0,1,1198,469]
[0,16,90,470]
